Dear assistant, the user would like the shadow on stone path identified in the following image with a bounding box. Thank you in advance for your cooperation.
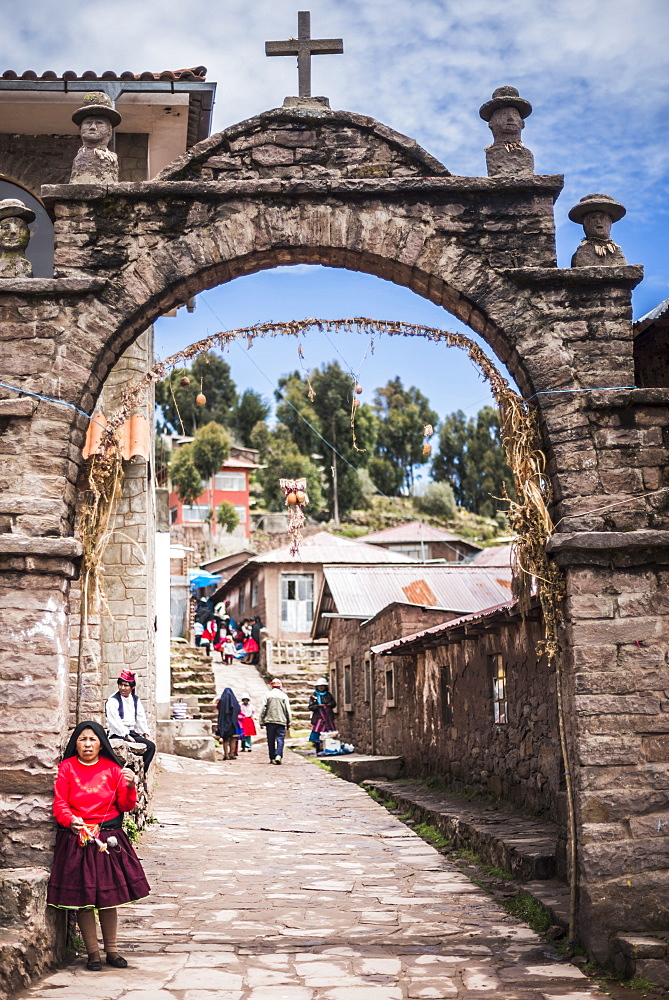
[19,749,608,1000]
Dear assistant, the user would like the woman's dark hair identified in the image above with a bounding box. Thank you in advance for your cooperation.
[62,720,123,765]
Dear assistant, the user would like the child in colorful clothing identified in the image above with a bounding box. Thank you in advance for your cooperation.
[238,694,257,751]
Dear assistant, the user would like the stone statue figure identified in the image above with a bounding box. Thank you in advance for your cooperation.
[569,193,627,267]
[70,92,122,184]
[0,198,35,277]
[479,86,534,177]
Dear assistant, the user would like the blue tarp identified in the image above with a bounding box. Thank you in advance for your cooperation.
[189,570,222,591]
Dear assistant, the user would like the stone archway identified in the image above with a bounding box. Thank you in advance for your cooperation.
[1,102,666,968]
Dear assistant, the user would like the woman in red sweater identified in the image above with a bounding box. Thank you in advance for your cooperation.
[47,721,150,971]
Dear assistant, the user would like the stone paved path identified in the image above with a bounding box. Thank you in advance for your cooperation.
[20,749,608,1000]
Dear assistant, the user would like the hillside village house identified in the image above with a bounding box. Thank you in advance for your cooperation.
[362,600,557,824]
[168,438,260,540]
[210,531,416,644]
[357,521,482,562]
[312,563,514,717]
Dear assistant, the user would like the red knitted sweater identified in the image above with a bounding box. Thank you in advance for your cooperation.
[53,756,136,828]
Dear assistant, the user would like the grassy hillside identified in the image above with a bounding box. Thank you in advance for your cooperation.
[330,496,507,544]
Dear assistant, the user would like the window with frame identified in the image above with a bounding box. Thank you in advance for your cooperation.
[250,576,259,607]
[169,506,179,524]
[385,662,396,709]
[181,504,210,523]
[491,653,508,724]
[214,472,246,491]
[329,663,339,712]
[234,504,247,524]
[343,658,353,711]
[238,583,246,615]
[363,653,372,703]
[280,573,314,633]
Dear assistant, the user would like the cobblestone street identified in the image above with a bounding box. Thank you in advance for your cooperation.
[21,749,607,1000]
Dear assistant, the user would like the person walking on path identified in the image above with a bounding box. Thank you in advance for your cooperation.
[216,687,241,760]
[238,694,257,751]
[308,677,337,755]
[105,670,156,769]
[47,721,150,971]
[259,678,291,764]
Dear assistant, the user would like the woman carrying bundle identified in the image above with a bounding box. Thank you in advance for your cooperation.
[47,721,150,971]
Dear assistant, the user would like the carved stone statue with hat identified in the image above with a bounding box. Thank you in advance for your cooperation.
[70,92,122,185]
[569,193,627,267]
[0,198,35,277]
[479,86,534,177]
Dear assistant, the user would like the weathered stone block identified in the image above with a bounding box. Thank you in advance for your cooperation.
[643,735,669,762]
[577,735,641,765]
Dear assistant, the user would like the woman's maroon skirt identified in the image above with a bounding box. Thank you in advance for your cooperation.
[47,825,150,909]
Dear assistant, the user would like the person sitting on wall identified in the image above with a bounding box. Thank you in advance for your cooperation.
[105,669,156,769]
[47,720,150,971]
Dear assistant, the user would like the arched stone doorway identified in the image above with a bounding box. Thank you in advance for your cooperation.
[1,103,666,967]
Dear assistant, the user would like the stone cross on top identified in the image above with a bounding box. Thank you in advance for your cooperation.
[265,11,343,99]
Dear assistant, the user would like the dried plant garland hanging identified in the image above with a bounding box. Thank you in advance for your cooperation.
[280,478,309,556]
[75,433,123,722]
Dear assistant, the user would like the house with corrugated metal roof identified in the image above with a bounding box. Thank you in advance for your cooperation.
[312,563,513,640]
[356,521,482,562]
[209,530,416,643]
[351,598,558,821]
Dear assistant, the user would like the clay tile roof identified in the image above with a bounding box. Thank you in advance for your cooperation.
[2,66,207,82]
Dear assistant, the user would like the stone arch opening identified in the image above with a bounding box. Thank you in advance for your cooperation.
[2,100,659,973]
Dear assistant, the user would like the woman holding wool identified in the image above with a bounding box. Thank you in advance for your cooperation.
[47,721,150,971]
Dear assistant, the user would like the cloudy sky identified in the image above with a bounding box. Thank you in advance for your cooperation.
[5,0,668,425]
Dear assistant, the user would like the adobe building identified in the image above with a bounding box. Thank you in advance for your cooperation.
[211,530,415,643]
[357,521,482,562]
[0,61,668,986]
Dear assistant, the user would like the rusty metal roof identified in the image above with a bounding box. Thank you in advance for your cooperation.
[1,67,207,82]
[371,599,524,655]
[470,542,514,567]
[357,521,481,549]
[321,564,513,620]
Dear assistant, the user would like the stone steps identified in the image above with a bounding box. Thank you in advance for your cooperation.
[170,641,218,722]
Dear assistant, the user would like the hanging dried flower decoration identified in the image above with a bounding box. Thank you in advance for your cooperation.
[280,478,308,556]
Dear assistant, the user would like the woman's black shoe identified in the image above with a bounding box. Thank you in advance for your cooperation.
[86,957,102,971]
[106,954,128,968]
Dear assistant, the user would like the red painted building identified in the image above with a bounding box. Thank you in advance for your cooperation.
[168,441,260,539]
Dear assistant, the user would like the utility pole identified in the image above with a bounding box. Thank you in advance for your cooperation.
[331,416,340,526]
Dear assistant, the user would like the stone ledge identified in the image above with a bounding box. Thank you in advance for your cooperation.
[0,278,107,295]
[41,173,566,206]
[366,778,560,882]
[504,265,644,287]
[548,529,669,553]
[0,536,82,558]
[584,387,669,408]
[548,530,669,567]
[324,754,404,783]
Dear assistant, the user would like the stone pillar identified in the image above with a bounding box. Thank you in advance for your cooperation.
[97,330,156,730]
[0,538,80,867]
[547,389,669,962]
